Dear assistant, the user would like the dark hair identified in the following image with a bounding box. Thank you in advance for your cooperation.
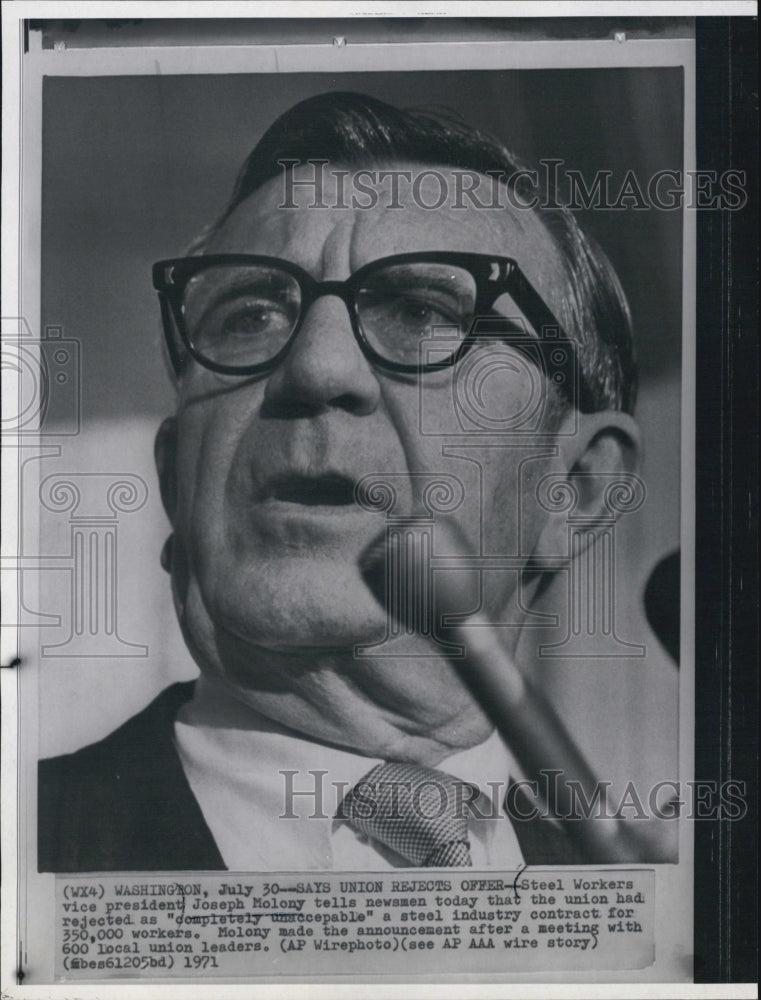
[199,91,637,414]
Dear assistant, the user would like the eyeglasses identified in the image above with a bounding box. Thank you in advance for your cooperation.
[152,251,594,409]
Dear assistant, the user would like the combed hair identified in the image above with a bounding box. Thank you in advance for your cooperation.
[199,91,637,414]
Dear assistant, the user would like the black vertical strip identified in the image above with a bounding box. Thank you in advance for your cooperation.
[694,16,759,984]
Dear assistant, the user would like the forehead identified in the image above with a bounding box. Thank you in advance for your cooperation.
[205,162,567,315]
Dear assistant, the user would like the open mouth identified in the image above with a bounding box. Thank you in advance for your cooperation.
[265,473,356,507]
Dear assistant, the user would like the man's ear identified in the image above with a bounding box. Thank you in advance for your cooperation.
[154,417,179,525]
[534,409,642,558]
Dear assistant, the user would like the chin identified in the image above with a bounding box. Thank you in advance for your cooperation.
[206,557,389,651]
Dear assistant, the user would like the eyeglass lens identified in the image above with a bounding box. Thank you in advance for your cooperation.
[181,261,478,368]
[183,265,303,368]
[356,262,476,364]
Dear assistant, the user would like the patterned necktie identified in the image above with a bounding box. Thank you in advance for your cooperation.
[336,761,475,867]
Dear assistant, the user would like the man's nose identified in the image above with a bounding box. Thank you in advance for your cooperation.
[263,296,381,416]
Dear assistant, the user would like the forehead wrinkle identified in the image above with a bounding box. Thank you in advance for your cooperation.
[318,215,356,280]
[210,181,362,281]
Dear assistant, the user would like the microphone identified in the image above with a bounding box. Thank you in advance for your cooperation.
[644,550,680,665]
[360,520,671,864]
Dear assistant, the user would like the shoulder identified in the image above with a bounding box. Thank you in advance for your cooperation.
[40,680,196,783]
[38,681,222,872]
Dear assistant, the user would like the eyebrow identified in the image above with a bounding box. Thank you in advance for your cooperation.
[366,267,471,293]
[186,271,299,328]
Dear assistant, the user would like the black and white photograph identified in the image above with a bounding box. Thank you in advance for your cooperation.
[1,4,757,995]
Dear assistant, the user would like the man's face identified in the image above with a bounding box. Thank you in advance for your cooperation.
[161,164,571,751]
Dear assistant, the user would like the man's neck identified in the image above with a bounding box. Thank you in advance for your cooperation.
[190,639,496,766]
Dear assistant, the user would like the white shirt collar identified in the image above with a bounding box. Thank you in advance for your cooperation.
[174,674,524,871]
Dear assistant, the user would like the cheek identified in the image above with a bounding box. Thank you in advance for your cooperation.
[380,371,551,531]
[173,399,245,543]
[386,352,546,447]
[379,374,458,477]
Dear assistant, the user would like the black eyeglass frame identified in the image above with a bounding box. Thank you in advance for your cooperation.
[152,251,595,410]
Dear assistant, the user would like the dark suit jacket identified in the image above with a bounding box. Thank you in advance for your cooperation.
[39,681,582,872]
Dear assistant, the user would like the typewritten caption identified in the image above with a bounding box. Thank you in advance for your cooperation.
[55,869,655,979]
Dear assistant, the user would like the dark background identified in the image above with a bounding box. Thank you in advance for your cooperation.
[694,17,758,986]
